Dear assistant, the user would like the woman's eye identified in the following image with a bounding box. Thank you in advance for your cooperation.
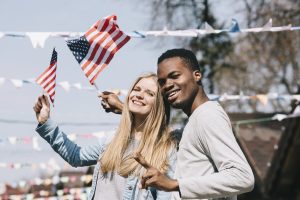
[147,92,155,97]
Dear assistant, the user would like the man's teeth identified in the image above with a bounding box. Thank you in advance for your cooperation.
[169,91,178,97]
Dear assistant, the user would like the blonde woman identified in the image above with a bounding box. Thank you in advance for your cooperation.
[33,73,177,200]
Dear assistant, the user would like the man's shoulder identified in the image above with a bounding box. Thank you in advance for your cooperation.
[193,101,227,120]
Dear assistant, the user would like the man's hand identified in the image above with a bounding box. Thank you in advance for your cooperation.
[33,95,50,124]
[98,91,123,114]
[134,153,179,192]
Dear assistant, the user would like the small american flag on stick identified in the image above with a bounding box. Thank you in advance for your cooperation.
[66,15,131,85]
[36,48,57,104]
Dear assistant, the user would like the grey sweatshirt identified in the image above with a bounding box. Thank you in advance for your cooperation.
[172,101,254,200]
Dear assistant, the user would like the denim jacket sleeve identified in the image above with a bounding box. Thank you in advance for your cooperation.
[35,119,106,167]
[156,148,177,200]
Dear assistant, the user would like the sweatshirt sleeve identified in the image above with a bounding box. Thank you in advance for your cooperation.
[36,119,106,167]
[178,111,254,199]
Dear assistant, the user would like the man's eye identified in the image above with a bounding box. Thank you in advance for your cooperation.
[172,74,180,78]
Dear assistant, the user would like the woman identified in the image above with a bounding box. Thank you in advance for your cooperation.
[33,73,176,200]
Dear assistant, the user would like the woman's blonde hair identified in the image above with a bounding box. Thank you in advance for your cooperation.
[100,73,174,177]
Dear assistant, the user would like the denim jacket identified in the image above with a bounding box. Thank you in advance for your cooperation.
[36,119,177,200]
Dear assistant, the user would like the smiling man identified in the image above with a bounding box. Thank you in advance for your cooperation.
[100,49,255,200]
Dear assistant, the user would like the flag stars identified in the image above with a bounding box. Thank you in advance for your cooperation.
[66,36,90,63]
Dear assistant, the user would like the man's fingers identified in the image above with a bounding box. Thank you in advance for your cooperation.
[145,177,156,188]
[99,91,113,99]
[134,152,152,169]
[140,177,147,189]
[102,91,114,95]
[98,92,104,98]
[101,100,109,108]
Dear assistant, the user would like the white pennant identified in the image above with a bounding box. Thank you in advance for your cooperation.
[58,81,71,91]
[73,83,82,90]
[0,32,4,39]
[262,18,273,30]
[8,137,17,144]
[10,79,24,88]
[32,136,42,151]
[0,77,5,87]
[205,22,215,33]
[26,32,50,48]
[272,114,287,121]
[292,95,300,101]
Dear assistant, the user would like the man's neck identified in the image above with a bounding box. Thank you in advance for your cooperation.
[183,87,209,117]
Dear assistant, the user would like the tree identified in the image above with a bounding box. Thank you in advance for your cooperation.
[148,0,234,94]
[217,0,300,112]
[148,0,300,112]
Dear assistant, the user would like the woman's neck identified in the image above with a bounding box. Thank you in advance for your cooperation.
[132,117,145,140]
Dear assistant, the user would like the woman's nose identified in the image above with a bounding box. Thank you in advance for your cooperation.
[135,91,144,99]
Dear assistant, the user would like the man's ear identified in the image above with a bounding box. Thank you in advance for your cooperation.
[193,70,202,82]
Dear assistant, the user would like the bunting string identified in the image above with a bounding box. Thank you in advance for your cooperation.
[0,130,115,151]
[0,19,299,48]
[1,108,299,150]
[1,77,300,105]
[0,161,61,171]
[0,174,92,190]
[0,118,119,126]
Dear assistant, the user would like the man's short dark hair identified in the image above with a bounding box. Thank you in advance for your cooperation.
[157,48,201,72]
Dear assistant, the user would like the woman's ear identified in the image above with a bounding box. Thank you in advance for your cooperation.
[193,70,202,82]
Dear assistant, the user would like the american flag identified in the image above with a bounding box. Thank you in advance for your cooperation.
[66,15,131,84]
[36,48,57,104]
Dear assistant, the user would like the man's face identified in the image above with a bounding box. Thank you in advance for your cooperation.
[157,57,199,109]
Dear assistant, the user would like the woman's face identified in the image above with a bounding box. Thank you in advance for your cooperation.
[128,77,158,119]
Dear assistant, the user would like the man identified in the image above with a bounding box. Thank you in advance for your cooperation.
[100,49,254,200]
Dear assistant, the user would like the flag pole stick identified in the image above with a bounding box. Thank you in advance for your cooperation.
[93,82,100,94]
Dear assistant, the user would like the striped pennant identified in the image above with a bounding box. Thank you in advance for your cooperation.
[66,15,131,84]
[36,48,57,104]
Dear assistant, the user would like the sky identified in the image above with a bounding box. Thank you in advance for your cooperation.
[0,0,244,186]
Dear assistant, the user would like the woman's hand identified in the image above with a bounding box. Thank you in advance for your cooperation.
[33,95,50,124]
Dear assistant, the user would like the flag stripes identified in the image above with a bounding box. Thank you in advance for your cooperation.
[36,48,57,104]
[67,15,130,85]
